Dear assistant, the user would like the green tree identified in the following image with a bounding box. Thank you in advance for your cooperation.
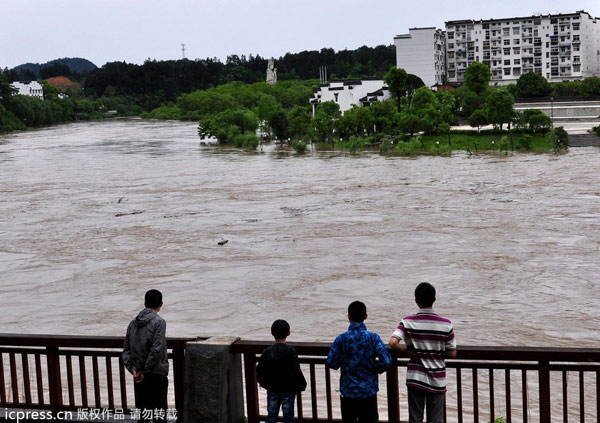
[580,77,600,98]
[288,106,311,139]
[312,101,340,142]
[484,89,514,131]
[469,109,487,132]
[384,67,408,111]
[405,74,425,108]
[459,90,483,117]
[522,109,551,132]
[464,62,491,95]
[397,111,420,136]
[411,87,437,112]
[516,72,551,98]
[438,122,452,148]
[269,109,290,141]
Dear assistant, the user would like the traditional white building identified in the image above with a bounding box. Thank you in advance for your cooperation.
[445,11,600,85]
[10,81,44,99]
[394,27,446,88]
[309,79,390,114]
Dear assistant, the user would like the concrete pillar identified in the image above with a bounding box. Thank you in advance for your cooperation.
[183,336,244,423]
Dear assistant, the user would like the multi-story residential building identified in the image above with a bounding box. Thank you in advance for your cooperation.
[394,27,446,88]
[10,81,44,99]
[395,11,599,87]
[445,11,600,85]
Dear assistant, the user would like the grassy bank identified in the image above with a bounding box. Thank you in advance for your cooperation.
[330,131,561,155]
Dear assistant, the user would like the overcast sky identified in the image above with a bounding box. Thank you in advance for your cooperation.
[2,0,599,69]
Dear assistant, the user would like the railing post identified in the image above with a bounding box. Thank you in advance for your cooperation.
[46,346,62,415]
[386,359,400,423]
[172,347,185,423]
[243,353,259,423]
[539,360,551,422]
[183,337,244,423]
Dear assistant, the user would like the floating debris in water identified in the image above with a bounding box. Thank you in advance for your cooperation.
[115,211,144,217]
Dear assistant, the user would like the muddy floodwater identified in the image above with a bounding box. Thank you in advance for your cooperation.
[1,119,599,347]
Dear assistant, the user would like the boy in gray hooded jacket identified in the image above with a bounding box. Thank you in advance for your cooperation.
[123,289,168,422]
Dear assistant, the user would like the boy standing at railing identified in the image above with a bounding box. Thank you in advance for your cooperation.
[326,301,392,423]
[389,282,456,423]
[122,289,168,422]
[256,319,307,423]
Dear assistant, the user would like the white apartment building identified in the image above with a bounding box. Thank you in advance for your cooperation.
[445,11,600,85]
[394,27,446,88]
[10,81,44,99]
[309,79,390,114]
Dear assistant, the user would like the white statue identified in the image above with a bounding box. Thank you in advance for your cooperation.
[266,58,277,84]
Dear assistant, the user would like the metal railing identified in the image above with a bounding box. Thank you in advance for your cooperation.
[233,340,600,423]
[0,334,193,418]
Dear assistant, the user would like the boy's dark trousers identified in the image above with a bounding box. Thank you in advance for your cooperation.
[340,395,378,423]
[134,373,169,422]
[407,386,444,423]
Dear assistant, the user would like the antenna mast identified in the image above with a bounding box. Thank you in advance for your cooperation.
[181,43,186,59]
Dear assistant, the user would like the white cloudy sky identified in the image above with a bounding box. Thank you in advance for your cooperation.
[2,0,599,69]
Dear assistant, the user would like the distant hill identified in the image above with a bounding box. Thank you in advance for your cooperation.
[11,58,97,79]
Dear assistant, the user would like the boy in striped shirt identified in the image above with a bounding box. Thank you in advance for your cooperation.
[389,283,456,423]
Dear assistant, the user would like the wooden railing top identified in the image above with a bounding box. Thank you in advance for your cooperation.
[0,333,196,349]
[2,334,600,363]
[232,339,600,362]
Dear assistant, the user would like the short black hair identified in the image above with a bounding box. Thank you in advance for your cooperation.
[144,289,163,309]
[271,319,290,340]
[415,282,436,308]
[348,301,367,322]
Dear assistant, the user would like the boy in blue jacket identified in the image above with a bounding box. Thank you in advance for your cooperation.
[326,301,392,423]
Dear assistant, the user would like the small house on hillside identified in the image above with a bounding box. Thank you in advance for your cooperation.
[10,81,44,99]
[309,79,391,114]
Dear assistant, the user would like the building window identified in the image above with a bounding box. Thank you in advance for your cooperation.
[504,39,510,45]
[513,27,520,35]
[573,64,581,72]
[514,59,520,64]
[514,39,520,45]
[513,47,520,54]
[504,59,511,65]
[504,48,511,55]
[573,23,580,30]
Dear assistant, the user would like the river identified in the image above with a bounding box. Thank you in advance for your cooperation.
[1,119,599,347]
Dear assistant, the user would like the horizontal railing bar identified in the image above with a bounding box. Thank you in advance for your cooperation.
[0,347,179,360]
[0,333,196,349]
[233,340,600,362]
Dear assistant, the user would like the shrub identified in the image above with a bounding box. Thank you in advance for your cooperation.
[547,127,569,152]
[379,138,393,154]
[292,140,307,153]
[517,134,533,151]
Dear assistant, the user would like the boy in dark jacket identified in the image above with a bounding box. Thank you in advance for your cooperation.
[122,289,168,422]
[257,320,307,423]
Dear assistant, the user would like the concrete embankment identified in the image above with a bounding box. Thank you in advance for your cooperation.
[514,99,600,123]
